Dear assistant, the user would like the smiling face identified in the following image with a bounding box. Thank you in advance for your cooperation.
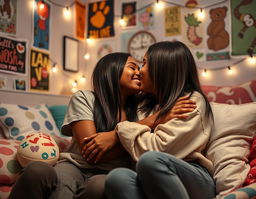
[139,55,155,94]
[119,56,141,96]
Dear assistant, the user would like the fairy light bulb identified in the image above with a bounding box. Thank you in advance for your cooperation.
[86,38,93,45]
[39,1,45,10]
[197,8,205,20]
[51,66,57,73]
[84,53,90,60]
[155,0,164,10]
[202,69,208,77]
[80,75,86,82]
[248,56,256,65]
[72,80,77,87]
[227,66,233,75]
[63,7,71,19]
[119,17,125,26]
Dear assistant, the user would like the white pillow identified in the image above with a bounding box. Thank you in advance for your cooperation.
[0,103,61,140]
[206,102,256,199]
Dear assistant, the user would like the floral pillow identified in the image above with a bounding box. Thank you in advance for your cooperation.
[0,103,62,141]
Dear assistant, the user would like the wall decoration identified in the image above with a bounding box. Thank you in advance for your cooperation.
[63,36,79,72]
[185,0,198,8]
[0,76,7,89]
[138,6,154,30]
[182,11,204,48]
[207,6,229,51]
[206,51,230,61]
[75,1,86,40]
[87,0,115,39]
[0,0,17,35]
[0,35,27,75]
[30,48,50,91]
[97,44,112,59]
[121,2,136,28]
[165,6,181,37]
[231,0,256,56]
[128,31,156,62]
[33,0,50,50]
[191,49,205,62]
[14,79,26,91]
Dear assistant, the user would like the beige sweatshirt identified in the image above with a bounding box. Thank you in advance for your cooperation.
[116,92,214,174]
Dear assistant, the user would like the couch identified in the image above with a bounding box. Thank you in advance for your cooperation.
[0,80,256,199]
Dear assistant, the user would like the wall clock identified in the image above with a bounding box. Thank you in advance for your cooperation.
[128,31,156,62]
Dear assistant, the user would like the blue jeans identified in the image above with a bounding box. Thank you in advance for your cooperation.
[105,151,215,199]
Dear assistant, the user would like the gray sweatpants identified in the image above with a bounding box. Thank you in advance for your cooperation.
[54,161,107,199]
[105,151,216,199]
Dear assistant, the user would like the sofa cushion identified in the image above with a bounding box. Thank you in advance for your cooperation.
[223,183,256,199]
[0,103,61,140]
[0,139,22,185]
[206,102,256,198]
[202,80,256,104]
[48,105,67,131]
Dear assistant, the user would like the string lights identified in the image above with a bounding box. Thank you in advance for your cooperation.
[34,0,255,91]
[199,57,256,78]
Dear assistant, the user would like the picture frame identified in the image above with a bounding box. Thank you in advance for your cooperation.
[14,79,26,91]
[63,36,79,72]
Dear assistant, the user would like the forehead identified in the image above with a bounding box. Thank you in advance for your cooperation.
[126,56,140,66]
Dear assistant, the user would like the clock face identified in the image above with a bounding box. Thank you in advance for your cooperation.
[128,31,156,62]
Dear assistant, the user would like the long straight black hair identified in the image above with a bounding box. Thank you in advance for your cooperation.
[141,41,213,121]
[92,52,138,132]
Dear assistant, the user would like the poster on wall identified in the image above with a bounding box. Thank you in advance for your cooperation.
[0,0,17,35]
[0,35,27,75]
[138,6,154,30]
[205,4,230,61]
[231,0,256,56]
[75,1,86,40]
[33,0,50,50]
[30,48,50,91]
[181,10,204,49]
[165,6,181,37]
[87,0,115,39]
[121,2,136,28]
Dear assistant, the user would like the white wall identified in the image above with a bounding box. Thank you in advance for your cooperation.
[0,0,255,96]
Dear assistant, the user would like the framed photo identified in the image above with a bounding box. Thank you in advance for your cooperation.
[14,79,26,91]
[63,36,79,72]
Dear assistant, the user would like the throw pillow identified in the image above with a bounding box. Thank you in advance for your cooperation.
[17,132,59,167]
[202,80,256,104]
[223,183,256,199]
[0,139,22,185]
[48,105,67,131]
[0,103,61,140]
[206,102,256,199]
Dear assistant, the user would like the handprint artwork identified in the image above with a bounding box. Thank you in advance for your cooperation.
[87,0,115,39]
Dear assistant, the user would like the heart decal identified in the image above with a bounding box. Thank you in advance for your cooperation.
[16,43,25,54]
[30,145,39,152]
[196,51,203,59]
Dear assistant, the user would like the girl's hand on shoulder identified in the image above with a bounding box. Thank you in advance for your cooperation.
[81,130,119,164]
[160,95,197,123]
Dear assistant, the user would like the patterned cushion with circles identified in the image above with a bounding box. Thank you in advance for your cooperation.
[0,103,62,140]
[0,139,22,185]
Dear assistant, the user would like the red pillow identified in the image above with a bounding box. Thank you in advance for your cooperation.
[201,80,256,104]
